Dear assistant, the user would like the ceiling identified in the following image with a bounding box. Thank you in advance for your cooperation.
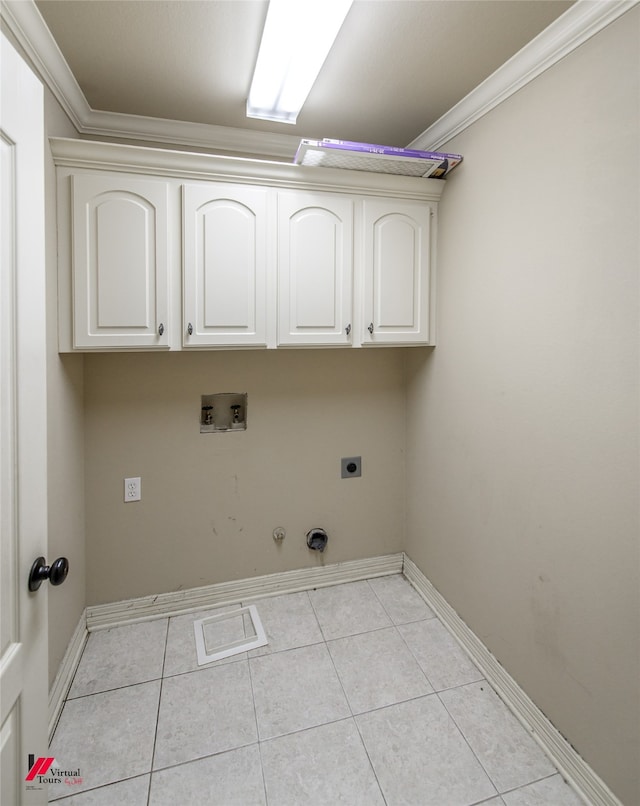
[34,0,574,151]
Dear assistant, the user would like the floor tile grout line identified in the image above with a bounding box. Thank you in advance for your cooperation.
[259,714,355,745]
[351,710,390,805]
[349,689,439,719]
[469,795,506,806]
[366,574,439,627]
[47,772,150,803]
[395,612,487,692]
[158,615,171,679]
[324,621,438,717]
[365,576,396,625]
[308,579,394,642]
[258,712,390,806]
[144,769,152,806]
[306,585,330,643]
[146,618,171,806]
[498,770,572,798]
[62,618,172,703]
[245,648,269,803]
[302,587,325,648]
[436,682,508,798]
[149,738,260,776]
[387,622,438,695]
[244,588,326,660]
[323,628,356,720]
[433,677,488,695]
[395,616,440,692]
[438,680,563,798]
[253,687,443,739]
[64,676,164,702]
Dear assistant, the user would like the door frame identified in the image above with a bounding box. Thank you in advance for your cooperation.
[1,30,49,806]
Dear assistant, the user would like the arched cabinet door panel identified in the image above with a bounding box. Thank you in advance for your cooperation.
[277,191,353,347]
[71,173,170,349]
[362,199,433,346]
[183,184,269,348]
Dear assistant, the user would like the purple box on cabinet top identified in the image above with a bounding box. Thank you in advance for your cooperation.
[294,138,463,178]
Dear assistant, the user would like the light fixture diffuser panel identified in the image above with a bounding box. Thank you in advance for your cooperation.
[247,0,354,124]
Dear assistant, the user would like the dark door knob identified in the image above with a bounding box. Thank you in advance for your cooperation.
[28,556,69,592]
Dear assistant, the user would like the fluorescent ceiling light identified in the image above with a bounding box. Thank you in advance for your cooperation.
[247,0,353,124]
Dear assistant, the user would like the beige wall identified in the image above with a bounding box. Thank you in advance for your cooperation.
[405,9,639,805]
[84,348,406,604]
[44,91,85,686]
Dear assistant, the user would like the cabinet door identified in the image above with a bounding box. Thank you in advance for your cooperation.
[362,199,432,345]
[183,184,269,347]
[71,173,169,349]
[278,191,353,346]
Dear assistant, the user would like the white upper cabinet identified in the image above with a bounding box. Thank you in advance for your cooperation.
[277,191,353,347]
[362,199,433,345]
[183,184,270,347]
[53,139,445,352]
[70,173,169,349]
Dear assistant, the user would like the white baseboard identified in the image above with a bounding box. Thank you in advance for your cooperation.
[85,553,404,631]
[48,609,87,743]
[402,554,623,806]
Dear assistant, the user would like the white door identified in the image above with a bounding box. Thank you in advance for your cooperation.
[183,183,270,347]
[362,199,433,345]
[277,190,353,346]
[71,173,170,349]
[1,33,49,805]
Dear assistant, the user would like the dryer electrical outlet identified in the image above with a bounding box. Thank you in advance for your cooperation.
[341,456,362,478]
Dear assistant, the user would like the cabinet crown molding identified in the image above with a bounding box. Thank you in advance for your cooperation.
[49,138,446,202]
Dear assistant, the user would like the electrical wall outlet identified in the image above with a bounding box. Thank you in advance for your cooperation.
[124,477,141,502]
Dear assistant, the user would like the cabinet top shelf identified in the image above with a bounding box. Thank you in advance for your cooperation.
[49,137,446,203]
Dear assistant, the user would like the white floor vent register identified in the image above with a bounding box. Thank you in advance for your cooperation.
[193,605,268,665]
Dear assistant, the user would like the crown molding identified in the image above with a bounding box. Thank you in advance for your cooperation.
[0,0,90,129]
[79,109,301,159]
[0,0,301,159]
[50,137,445,202]
[408,0,639,151]
[2,0,637,158]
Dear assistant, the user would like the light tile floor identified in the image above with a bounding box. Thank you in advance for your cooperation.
[48,575,585,805]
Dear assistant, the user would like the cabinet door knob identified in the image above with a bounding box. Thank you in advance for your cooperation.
[158,322,164,336]
[368,322,374,335]
[345,323,351,336]
[187,322,193,336]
